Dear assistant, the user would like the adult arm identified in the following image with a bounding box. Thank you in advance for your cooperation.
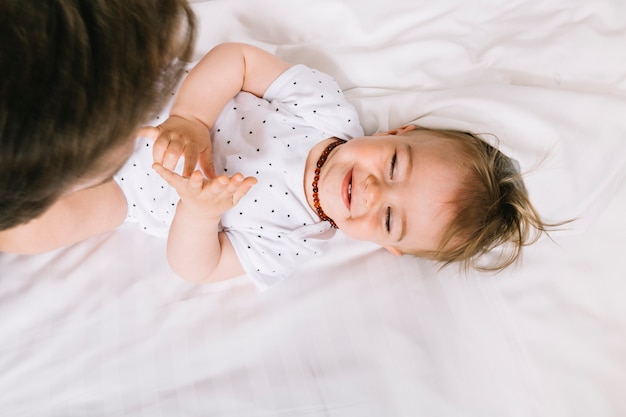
[0,180,127,254]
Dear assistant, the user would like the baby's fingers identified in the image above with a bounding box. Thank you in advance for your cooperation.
[151,127,185,172]
[199,149,216,179]
[151,128,170,166]
[135,126,160,141]
[152,162,187,191]
[182,143,200,178]
[230,175,258,205]
[188,170,205,190]
[161,140,186,172]
[202,174,231,195]
[204,173,255,202]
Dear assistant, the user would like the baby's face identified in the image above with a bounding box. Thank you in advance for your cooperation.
[316,126,464,255]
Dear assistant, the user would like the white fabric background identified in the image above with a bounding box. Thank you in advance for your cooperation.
[1,1,625,416]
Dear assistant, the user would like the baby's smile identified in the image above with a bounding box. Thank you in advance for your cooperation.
[342,169,353,210]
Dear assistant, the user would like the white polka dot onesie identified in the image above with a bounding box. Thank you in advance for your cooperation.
[114,65,364,290]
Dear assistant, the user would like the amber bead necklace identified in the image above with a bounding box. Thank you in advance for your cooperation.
[311,138,346,228]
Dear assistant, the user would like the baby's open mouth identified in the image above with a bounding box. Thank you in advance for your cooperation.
[342,169,352,210]
[348,179,352,203]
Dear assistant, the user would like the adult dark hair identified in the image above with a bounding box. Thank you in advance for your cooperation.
[0,0,196,230]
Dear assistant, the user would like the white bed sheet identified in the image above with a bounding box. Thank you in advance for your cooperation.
[1,1,625,416]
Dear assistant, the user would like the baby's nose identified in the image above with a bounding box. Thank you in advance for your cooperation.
[364,175,382,208]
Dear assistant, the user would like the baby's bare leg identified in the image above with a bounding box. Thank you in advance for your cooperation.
[0,180,128,254]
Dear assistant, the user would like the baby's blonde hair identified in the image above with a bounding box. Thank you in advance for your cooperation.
[408,127,555,272]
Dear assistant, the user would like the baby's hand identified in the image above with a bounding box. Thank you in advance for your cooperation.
[137,115,215,179]
[153,163,257,220]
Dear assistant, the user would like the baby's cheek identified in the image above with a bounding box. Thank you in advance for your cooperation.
[338,222,375,243]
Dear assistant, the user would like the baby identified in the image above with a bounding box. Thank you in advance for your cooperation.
[0,43,548,290]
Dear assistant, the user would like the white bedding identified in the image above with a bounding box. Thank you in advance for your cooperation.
[1,1,625,416]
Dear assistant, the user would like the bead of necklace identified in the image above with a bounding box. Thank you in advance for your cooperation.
[311,138,346,228]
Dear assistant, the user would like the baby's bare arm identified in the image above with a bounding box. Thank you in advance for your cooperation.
[153,164,256,283]
[0,180,127,254]
[148,43,293,179]
[171,42,293,133]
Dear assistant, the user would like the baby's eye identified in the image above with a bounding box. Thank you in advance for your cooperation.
[389,151,397,179]
[385,206,392,233]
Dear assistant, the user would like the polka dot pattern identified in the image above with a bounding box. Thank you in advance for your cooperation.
[114,64,364,290]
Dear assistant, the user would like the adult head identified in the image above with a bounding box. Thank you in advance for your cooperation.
[0,0,196,230]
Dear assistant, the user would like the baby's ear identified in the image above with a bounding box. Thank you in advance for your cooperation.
[383,245,403,256]
[374,125,417,137]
